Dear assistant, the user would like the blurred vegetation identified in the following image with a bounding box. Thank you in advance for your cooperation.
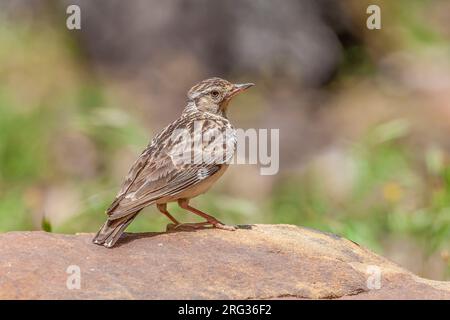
[270,120,450,278]
[0,0,449,281]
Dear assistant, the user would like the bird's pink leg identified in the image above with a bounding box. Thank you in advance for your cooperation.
[158,203,211,231]
[177,199,236,231]
[157,203,180,225]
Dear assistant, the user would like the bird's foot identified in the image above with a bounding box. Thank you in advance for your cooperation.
[166,221,211,231]
[166,221,237,231]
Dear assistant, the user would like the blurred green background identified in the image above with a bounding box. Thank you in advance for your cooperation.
[1,0,449,280]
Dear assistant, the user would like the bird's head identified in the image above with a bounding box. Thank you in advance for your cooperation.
[186,77,254,116]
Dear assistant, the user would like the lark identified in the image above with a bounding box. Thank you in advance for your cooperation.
[93,77,254,247]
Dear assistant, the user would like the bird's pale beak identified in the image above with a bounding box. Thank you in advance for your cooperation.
[228,83,255,98]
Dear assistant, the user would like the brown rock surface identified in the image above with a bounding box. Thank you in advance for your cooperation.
[0,224,449,299]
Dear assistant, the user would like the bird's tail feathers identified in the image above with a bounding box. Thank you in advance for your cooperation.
[92,214,137,248]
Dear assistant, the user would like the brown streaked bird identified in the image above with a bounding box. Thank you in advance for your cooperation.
[93,77,254,248]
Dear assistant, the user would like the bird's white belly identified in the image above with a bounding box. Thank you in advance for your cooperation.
[156,165,229,204]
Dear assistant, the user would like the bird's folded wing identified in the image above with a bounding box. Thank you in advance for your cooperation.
[106,117,236,220]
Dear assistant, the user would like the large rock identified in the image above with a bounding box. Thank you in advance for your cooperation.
[0,224,449,299]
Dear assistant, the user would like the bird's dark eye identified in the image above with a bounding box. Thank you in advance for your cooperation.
[211,90,219,97]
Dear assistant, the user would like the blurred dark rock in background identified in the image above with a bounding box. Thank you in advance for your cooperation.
[62,0,349,85]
